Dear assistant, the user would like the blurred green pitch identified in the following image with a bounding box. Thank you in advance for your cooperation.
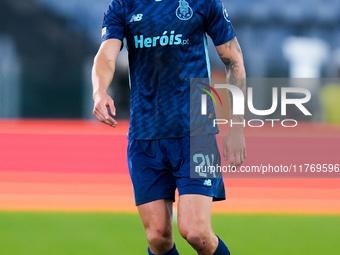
[1,212,340,255]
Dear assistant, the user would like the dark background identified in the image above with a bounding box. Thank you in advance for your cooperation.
[1,0,340,119]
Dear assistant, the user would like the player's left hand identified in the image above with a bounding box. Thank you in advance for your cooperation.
[223,126,246,169]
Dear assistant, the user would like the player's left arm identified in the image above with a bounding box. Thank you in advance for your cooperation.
[216,37,246,169]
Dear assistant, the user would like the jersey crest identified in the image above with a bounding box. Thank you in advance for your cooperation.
[176,0,193,21]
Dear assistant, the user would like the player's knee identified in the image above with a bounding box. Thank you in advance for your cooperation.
[145,226,172,249]
[180,227,205,247]
[179,223,215,252]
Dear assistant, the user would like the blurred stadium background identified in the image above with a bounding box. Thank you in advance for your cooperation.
[1,0,340,254]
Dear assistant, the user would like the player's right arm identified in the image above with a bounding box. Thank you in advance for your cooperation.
[92,38,122,127]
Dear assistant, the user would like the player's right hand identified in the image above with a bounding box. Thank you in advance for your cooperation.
[93,92,117,127]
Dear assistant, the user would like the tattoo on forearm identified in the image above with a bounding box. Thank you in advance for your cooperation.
[219,56,238,84]
[218,39,246,122]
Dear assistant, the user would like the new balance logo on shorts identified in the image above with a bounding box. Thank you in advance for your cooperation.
[130,14,143,22]
[204,179,212,187]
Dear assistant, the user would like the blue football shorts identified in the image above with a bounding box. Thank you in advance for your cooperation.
[127,134,226,206]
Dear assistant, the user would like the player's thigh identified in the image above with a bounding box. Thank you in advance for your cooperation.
[128,139,177,205]
[138,198,174,235]
[177,194,214,236]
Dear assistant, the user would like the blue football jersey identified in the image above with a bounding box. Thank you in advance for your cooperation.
[102,0,236,140]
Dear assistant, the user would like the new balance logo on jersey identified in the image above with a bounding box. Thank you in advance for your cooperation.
[130,14,143,22]
[134,31,189,48]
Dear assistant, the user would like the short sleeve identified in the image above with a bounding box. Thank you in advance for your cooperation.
[101,0,125,42]
[204,0,236,46]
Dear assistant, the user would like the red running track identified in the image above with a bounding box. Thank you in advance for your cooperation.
[0,119,340,214]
